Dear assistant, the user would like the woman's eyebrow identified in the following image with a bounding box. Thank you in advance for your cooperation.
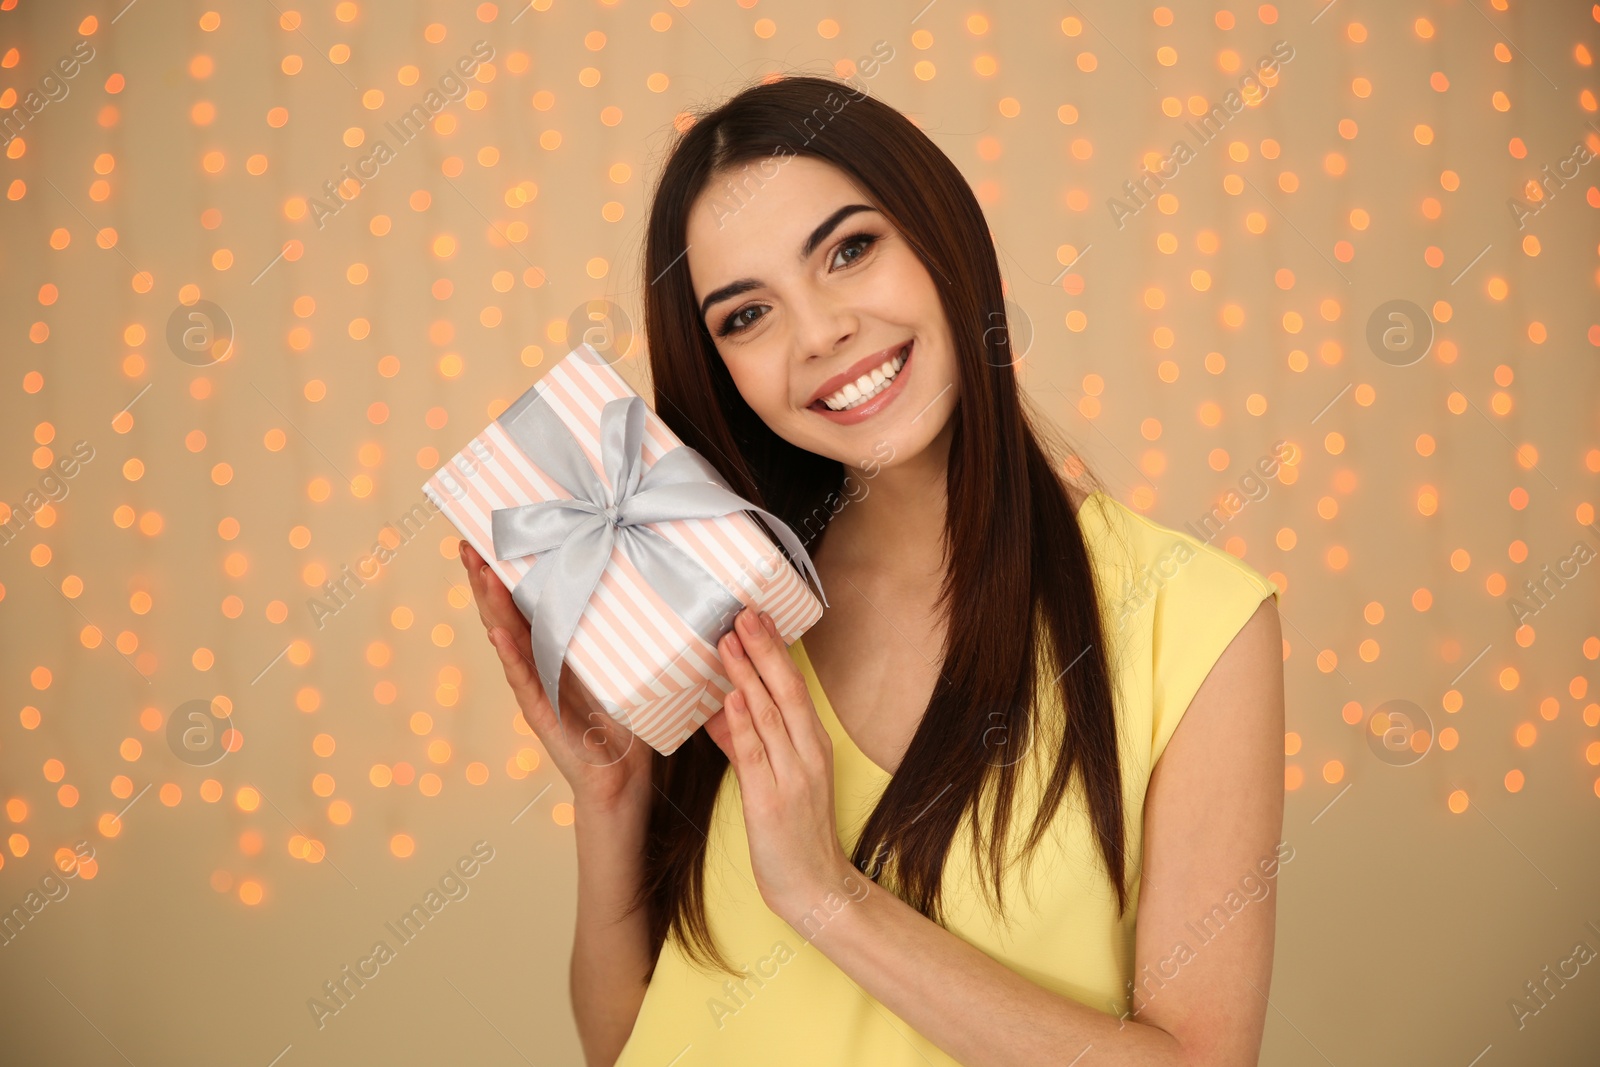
[697,203,878,319]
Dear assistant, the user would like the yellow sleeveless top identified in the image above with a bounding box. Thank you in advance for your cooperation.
[614,490,1280,1066]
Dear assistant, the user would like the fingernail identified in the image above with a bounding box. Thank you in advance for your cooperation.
[761,612,778,637]
[479,564,489,580]
[487,627,501,647]
[725,632,745,659]
[738,608,759,635]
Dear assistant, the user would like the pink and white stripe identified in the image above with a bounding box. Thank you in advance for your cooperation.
[422,345,824,755]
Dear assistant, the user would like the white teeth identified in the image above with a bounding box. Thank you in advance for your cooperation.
[821,345,908,411]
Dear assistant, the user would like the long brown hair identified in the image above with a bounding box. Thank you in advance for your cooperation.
[632,74,1127,978]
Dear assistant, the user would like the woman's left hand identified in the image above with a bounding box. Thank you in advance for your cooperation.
[703,606,857,927]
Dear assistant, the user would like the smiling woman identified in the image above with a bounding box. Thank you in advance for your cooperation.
[464,73,1284,1067]
[686,164,960,454]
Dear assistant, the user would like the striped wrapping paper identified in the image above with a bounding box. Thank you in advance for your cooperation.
[421,344,824,755]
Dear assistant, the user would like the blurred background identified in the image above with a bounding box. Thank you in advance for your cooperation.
[1,1,1597,1064]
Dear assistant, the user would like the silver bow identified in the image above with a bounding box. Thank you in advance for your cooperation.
[490,386,828,721]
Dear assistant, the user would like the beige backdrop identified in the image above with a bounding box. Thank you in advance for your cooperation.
[1,1,1598,1064]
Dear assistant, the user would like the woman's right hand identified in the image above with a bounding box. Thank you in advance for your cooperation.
[460,540,654,815]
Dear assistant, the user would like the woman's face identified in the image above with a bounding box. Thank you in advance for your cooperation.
[684,155,958,471]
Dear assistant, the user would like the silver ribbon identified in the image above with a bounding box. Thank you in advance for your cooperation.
[490,387,829,721]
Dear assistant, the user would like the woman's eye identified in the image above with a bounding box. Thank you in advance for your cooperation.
[720,305,766,336]
[831,233,878,270]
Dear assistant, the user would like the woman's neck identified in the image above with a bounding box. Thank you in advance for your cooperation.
[818,419,953,578]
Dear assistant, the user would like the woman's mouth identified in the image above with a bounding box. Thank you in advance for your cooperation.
[808,340,913,424]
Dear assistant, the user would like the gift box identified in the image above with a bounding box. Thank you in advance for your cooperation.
[422,343,828,755]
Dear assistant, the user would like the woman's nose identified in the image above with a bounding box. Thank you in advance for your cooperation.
[789,289,856,359]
